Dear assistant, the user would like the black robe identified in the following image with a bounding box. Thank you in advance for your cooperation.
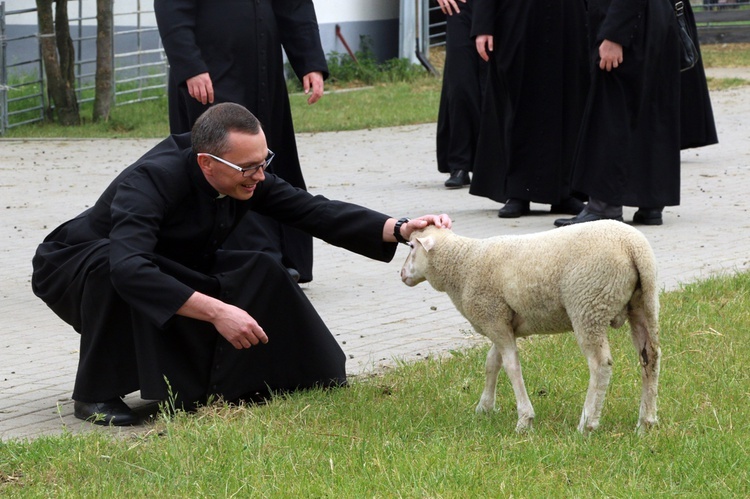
[154,0,328,282]
[468,0,589,205]
[436,0,489,175]
[571,0,683,208]
[31,134,396,407]
[679,1,718,150]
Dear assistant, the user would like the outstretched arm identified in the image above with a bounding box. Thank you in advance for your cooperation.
[384,214,453,243]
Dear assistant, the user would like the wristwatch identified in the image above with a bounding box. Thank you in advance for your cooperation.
[393,217,410,244]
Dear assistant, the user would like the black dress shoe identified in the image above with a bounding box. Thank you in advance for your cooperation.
[554,209,623,227]
[632,208,663,226]
[550,197,585,215]
[498,199,530,218]
[444,170,470,189]
[286,268,301,283]
[74,398,141,426]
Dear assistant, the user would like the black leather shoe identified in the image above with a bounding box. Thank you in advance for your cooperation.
[632,208,663,226]
[74,398,141,426]
[444,170,470,189]
[554,209,623,227]
[498,199,530,218]
[550,197,585,215]
[286,268,301,283]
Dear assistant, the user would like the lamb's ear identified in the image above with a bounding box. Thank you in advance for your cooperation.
[414,235,436,252]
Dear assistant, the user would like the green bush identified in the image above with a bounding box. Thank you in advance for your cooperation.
[286,36,428,91]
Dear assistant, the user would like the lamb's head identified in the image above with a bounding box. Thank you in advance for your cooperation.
[400,226,446,287]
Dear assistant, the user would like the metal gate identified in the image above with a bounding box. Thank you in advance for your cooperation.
[0,0,167,135]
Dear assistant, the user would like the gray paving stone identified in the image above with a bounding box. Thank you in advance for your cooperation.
[1,74,748,441]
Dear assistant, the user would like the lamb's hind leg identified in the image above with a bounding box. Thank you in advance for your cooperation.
[574,326,613,433]
[629,300,661,433]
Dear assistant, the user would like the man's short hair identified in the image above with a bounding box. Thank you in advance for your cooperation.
[191,103,262,156]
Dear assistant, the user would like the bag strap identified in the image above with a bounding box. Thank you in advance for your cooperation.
[673,0,686,18]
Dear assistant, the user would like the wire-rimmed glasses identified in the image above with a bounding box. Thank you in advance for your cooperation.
[198,149,275,177]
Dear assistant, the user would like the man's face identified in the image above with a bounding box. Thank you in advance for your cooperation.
[198,130,269,200]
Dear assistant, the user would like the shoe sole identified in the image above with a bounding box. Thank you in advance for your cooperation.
[554,216,623,227]
[633,218,663,226]
[498,210,529,218]
[549,208,585,215]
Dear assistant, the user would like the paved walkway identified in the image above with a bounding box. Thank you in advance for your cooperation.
[1,72,749,441]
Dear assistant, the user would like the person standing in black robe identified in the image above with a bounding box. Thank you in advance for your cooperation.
[554,0,715,227]
[469,0,589,218]
[679,0,718,151]
[435,0,489,189]
[31,103,452,426]
[154,0,327,283]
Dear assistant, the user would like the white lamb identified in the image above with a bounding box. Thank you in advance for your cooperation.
[400,220,660,434]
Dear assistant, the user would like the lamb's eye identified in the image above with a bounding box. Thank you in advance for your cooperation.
[408,242,414,248]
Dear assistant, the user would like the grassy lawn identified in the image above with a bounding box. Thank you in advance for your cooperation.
[2,43,748,139]
[1,272,749,495]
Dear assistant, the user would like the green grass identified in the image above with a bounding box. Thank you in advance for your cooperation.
[701,42,750,67]
[291,77,441,133]
[2,271,749,496]
[2,43,748,139]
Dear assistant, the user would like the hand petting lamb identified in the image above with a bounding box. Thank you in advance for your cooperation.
[400,220,660,434]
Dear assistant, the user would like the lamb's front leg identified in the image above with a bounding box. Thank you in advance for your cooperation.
[476,335,535,433]
[476,343,502,414]
[497,341,535,433]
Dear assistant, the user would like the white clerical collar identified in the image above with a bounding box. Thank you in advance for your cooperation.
[216,193,226,199]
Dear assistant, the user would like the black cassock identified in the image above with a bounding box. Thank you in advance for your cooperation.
[679,1,718,151]
[468,0,589,205]
[154,0,328,282]
[32,134,396,407]
[436,0,489,175]
[570,0,716,208]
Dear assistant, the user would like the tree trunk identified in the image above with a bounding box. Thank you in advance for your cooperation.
[93,0,113,122]
[36,0,80,126]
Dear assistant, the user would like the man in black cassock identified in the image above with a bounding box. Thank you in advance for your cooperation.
[469,0,589,219]
[554,0,717,227]
[31,103,451,426]
[154,0,327,283]
[435,0,488,189]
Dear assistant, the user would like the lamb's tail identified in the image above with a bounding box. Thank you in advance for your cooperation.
[629,237,660,338]
[627,233,661,432]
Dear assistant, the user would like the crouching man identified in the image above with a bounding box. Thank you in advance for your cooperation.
[32,103,451,426]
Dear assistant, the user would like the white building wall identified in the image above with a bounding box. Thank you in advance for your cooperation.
[3,0,398,27]
[3,0,404,62]
[313,0,398,23]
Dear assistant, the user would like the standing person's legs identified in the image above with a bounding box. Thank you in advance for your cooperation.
[438,6,483,189]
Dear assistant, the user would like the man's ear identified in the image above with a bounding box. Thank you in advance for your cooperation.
[196,153,213,177]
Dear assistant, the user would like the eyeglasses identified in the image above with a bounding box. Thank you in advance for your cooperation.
[198,150,275,177]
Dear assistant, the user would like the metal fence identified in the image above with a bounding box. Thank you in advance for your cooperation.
[0,0,167,135]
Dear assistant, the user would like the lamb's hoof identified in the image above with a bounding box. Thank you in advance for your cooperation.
[577,422,599,434]
[515,419,534,434]
[475,403,494,415]
[636,418,658,435]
